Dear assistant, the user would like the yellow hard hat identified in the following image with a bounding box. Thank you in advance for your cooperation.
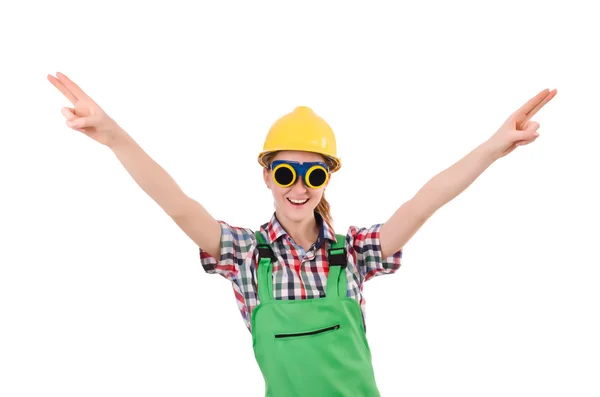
[257,106,341,172]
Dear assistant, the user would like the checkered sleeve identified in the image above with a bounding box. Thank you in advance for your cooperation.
[199,221,256,280]
[198,221,258,327]
[346,224,403,282]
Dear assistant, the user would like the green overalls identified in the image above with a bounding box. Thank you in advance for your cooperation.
[251,232,381,397]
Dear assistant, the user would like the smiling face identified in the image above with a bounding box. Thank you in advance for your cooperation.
[263,150,331,224]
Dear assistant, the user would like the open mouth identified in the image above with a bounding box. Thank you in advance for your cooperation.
[287,198,309,207]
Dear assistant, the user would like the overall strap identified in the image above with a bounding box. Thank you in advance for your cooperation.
[255,231,274,303]
[326,234,348,299]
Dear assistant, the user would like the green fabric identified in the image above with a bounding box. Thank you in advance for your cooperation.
[252,232,381,397]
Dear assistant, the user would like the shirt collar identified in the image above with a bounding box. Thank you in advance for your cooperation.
[265,211,336,250]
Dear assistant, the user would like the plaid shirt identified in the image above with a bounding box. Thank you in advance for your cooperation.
[199,212,403,333]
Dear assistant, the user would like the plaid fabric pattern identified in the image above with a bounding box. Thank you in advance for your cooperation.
[199,212,403,332]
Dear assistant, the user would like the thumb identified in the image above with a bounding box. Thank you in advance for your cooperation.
[517,121,540,139]
[68,115,102,129]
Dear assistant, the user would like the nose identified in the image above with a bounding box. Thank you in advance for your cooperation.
[290,174,308,193]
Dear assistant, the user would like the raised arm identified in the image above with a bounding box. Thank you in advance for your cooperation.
[379,88,557,258]
[48,72,221,258]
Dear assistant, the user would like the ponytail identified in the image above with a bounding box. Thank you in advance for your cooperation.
[315,193,334,232]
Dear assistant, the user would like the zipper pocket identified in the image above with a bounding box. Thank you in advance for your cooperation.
[275,324,340,339]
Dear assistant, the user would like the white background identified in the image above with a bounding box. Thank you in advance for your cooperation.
[1,0,599,396]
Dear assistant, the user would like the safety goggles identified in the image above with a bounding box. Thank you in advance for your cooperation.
[270,160,329,189]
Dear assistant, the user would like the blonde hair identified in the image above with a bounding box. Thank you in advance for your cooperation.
[262,151,335,231]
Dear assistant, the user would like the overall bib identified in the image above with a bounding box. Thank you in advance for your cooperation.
[251,232,381,397]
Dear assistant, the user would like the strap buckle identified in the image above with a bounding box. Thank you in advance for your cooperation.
[258,244,274,260]
[328,247,347,268]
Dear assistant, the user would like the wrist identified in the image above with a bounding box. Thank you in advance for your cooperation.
[107,125,133,151]
[480,138,503,162]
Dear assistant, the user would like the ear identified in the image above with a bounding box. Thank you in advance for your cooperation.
[324,173,332,189]
[263,167,272,190]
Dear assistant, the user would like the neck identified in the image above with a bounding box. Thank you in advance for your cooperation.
[276,211,320,247]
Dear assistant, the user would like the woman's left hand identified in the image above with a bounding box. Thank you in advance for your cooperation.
[487,88,557,159]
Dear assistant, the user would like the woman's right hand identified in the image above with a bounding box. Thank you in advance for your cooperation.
[48,72,126,147]
[48,72,222,257]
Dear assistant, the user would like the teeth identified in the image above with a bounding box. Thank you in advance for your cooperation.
[288,198,308,204]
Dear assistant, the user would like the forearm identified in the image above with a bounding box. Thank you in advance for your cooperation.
[412,140,497,218]
[109,128,189,217]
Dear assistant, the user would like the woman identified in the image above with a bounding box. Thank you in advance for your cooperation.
[47,72,556,396]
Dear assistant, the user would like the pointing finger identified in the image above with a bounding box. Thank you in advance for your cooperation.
[56,72,95,104]
[514,89,550,117]
[525,89,557,120]
[48,74,78,104]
